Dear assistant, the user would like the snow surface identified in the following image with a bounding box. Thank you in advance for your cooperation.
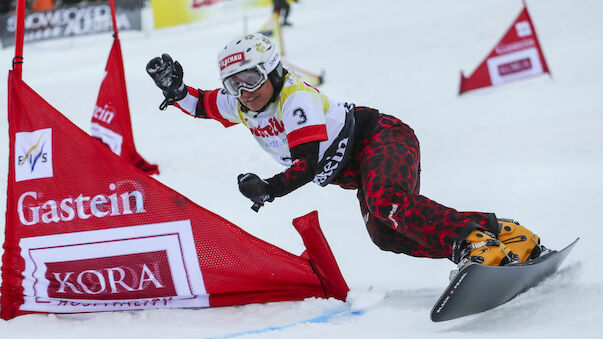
[1,0,603,337]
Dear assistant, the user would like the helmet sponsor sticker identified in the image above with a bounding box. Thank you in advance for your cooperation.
[264,49,280,73]
[15,128,53,182]
[220,52,245,70]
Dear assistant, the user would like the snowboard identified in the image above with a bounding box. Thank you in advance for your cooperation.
[431,238,579,322]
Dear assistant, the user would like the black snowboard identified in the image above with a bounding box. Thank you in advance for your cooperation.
[431,238,579,322]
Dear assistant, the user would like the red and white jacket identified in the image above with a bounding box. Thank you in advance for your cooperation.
[174,73,355,188]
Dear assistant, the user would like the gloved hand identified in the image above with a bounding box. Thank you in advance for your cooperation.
[146,54,187,110]
[237,173,273,211]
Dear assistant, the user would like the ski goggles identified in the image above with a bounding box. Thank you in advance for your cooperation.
[222,65,268,98]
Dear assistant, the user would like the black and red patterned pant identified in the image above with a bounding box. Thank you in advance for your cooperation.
[332,109,498,262]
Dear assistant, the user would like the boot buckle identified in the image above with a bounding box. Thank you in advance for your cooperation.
[502,246,519,264]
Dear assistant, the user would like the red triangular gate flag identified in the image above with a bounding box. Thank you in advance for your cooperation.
[459,4,550,94]
[91,38,159,175]
[1,71,348,320]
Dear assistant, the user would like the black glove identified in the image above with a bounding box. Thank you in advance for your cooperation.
[146,54,187,110]
[237,173,273,212]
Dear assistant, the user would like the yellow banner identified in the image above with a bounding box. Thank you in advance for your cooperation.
[151,0,272,29]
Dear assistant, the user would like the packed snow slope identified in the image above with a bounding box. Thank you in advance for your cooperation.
[1,0,602,337]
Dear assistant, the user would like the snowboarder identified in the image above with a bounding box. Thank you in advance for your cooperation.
[273,0,293,26]
[146,33,544,268]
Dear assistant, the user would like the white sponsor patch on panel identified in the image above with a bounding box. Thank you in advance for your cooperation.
[19,220,208,313]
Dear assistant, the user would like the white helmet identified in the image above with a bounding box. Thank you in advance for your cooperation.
[218,33,282,97]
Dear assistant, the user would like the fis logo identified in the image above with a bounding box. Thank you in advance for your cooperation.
[15,128,53,182]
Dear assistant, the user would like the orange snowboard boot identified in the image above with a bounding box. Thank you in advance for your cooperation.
[497,219,543,263]
[460,229,518,266]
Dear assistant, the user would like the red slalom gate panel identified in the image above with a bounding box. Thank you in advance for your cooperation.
[91,0,158,175]
[459,4,550,94]
[91,38,159,175]
[1,71,348,320]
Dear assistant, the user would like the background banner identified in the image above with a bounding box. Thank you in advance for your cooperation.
[151,0,271,29]
[0,0,143,48]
